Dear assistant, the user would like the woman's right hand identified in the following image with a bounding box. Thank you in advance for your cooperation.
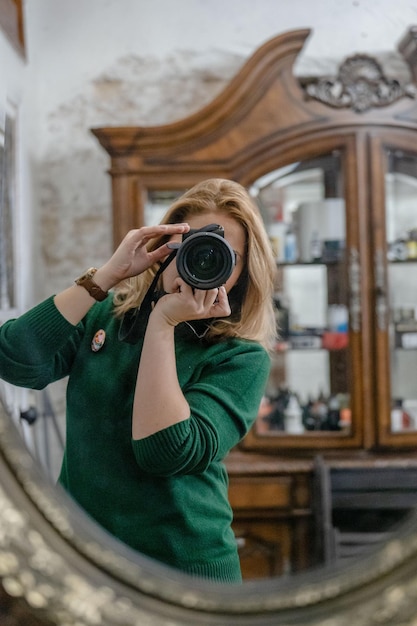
[94,224,190,291]
[152,280,231,328]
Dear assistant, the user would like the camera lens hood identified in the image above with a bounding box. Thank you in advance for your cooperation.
[176,230,236,290]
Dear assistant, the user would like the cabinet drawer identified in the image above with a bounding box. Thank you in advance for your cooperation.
[229,477,291,510]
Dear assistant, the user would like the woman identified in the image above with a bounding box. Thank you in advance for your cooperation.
[0,178,277,583]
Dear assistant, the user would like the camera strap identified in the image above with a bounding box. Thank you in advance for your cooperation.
[118,250,177,344]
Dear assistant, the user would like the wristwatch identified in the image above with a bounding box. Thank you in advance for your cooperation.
[75,267,108,301]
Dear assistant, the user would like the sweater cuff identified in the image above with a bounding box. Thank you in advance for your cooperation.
[4,296,79,357]
[131,419,191,474]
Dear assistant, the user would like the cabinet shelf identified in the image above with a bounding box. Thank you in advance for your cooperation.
[276,344,348,353]
[277,260,342,268]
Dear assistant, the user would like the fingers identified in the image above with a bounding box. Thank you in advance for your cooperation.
[127,223,189,246]
[202,286,227,306]
[157,281,231,325]
[178,283,230,316]
[148,242,177,264]
[213,286,231,317]
[199,286,230,317]
[175,281,225,301]
[121,224,189,260]
[179,283,219,307]
[216,285,227,305]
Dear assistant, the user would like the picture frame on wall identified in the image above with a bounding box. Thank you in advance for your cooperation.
[0,0,25,57]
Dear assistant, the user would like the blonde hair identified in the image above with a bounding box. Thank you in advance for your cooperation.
[113,178,277,350]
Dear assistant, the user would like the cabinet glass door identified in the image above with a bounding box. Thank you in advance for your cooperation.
[385,149,417,435]
[247,154,354,446]
[144,190,184,226]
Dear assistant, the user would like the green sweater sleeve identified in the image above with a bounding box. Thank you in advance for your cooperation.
[0,296,83,389]
[131,341,270,476]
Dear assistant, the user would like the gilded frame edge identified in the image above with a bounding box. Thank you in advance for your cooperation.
[2,402,417,625]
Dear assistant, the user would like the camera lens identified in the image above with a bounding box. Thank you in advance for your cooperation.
[176,232,236,289]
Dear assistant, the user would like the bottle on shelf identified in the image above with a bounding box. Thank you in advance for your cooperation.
[327,304,349,333]
[274,292,290,341]
[284,226,298,263]
[284,394,304,434]
[391,399,414,432]
[327,395,341,431]
[310,230,322,262]
[268,221,287,263]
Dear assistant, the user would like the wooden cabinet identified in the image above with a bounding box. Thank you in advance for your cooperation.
[91,26,417,577]
[226,452,314,579]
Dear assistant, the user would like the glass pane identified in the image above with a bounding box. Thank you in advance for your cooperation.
[250,156,351,436]
[144,190,184,226]
[386,150,417,433]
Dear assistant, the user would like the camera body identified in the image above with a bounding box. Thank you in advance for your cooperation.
[175,223,236,290]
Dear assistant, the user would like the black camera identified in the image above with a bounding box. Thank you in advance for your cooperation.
[170,224,236,290]
[119,223,236,343]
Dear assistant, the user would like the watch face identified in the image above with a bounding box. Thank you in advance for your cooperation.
[77,268,96,282]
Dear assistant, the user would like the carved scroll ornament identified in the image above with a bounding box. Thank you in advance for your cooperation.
[304,54,416,113]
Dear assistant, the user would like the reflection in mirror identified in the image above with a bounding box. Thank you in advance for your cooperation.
[0,178,279,586]
[3,162,416,594]
[386,149,417,433]
[145,190,184,226]
[249,156,351,437]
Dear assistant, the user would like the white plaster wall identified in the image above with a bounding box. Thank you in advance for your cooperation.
[27,0,417,117]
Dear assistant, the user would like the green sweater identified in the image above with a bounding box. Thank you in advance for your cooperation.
[0,296,270,583]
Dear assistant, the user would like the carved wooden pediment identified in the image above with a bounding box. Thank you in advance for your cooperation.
[303,54,416,113]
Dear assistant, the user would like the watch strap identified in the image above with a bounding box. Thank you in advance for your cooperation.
[75,268,108,301]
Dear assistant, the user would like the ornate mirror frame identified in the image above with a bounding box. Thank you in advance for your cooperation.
[3,398,417,624]
[3,27,417,625]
